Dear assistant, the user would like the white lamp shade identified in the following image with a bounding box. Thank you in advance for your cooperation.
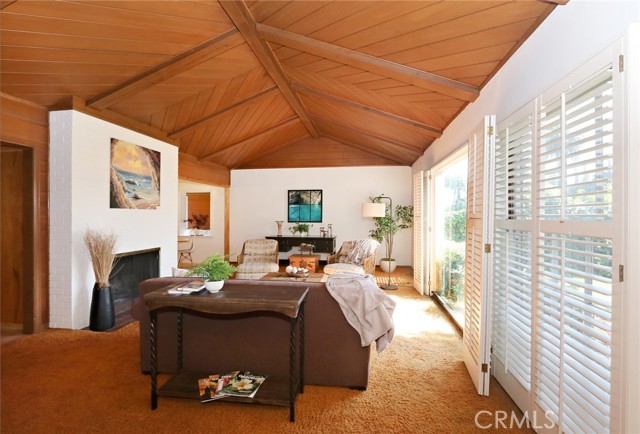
[361,202,386,218]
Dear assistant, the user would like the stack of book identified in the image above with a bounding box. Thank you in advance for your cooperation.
[166,280,205,295]
[198,371,267,403]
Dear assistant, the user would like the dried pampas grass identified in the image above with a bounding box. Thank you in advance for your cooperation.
[83,229,118,288]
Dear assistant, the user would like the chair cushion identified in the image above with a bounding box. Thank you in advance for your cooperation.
[244,239,278,255]
[236,262,279,273]
[323,263,366,275]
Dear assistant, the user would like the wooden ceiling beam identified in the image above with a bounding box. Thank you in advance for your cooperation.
[179,152,230,187]
[312,116,424,155]
[219,1,320,138]
[199,116,299,161]
[292,83,442,138]
[169,85,278,137]
[87,28,244,110]
[60,96,182,147]
[258,24,479,102]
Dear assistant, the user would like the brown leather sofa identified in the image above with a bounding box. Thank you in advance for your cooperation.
[131,277,371,389]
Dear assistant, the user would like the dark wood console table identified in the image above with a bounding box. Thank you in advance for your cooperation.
[145,284,308,422]
[266,235,336,254]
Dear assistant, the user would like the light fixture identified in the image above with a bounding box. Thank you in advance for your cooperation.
[361,202,386,218]
[361,197,397,290]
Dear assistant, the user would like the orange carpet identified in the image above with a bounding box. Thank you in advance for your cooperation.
[1,287,532,433]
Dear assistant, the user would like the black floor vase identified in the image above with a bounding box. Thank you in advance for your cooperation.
[89,283,115,331]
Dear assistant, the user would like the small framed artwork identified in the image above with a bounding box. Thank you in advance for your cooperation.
[288,190,322,222]
[110,138,160,209]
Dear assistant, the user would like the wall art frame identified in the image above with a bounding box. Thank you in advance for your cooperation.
[110,138,161,209]
[288,189,322,222]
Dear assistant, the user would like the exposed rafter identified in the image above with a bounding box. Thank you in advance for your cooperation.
[219,0,319,138]
[292,84,442,138]
[87,29,244,110]
[169,85,278,137]
[199,117,300,161]
[257,24,480,103]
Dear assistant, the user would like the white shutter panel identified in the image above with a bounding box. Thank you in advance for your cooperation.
[534,64,617,434]
[463,115,495,396]
[413,171,425,294]
[492,109,534,411]
[493,230,532,384]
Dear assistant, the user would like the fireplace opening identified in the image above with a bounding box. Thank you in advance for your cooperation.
[109,248,159,328]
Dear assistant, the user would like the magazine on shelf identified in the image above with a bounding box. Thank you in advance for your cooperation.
[198,371,267,402]
[198,374,225,403]
[219,371,267,398]
[166,280,205,295]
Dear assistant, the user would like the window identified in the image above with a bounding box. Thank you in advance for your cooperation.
[429,147,468,326]
[491,45,622,433]
[534,65,616,434]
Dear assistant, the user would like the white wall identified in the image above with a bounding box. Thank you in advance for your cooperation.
[49,111,178,329]
[230,166,412,265]
[178,180,225,263]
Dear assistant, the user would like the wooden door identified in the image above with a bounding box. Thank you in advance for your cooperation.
[1,145,32,328]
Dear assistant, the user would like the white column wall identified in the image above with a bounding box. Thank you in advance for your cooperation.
[49,111,178,329]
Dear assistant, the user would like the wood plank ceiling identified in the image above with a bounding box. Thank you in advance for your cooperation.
[0,1,560,170]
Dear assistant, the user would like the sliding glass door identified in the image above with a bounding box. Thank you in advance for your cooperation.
[430,147,468,326]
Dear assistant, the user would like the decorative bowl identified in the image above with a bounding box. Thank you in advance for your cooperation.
[287,269,310,278]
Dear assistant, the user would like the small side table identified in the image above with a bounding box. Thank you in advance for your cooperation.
[145,284,308,422]
[289,254,321,273]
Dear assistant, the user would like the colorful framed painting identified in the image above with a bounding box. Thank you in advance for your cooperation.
[110,138,161,209]
[288,190,322,222]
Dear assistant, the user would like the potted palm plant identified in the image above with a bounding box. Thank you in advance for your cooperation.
[368,195,414,273]
[186,254,236,293]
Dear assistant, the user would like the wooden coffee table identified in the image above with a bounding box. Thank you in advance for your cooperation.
[261,272,327,282]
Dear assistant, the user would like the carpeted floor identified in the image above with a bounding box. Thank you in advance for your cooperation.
[1,286,532,434]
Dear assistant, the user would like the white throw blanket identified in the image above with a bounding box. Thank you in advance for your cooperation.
[326,273,396,353]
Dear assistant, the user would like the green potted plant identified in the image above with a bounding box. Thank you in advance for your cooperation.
[186,254,236,293]
[289,222,312,236]
[368,195,414,273]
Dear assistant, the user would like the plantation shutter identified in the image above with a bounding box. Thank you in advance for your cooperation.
[413,170,425,294]
[463,115,495,396]
[492,108,535,410]
[534,62,620,434]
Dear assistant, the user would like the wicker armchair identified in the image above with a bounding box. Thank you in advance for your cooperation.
[235,239,279,279]
[324,239,380,275]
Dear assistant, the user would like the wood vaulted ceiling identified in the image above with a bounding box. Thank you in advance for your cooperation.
[0,1,562,172]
